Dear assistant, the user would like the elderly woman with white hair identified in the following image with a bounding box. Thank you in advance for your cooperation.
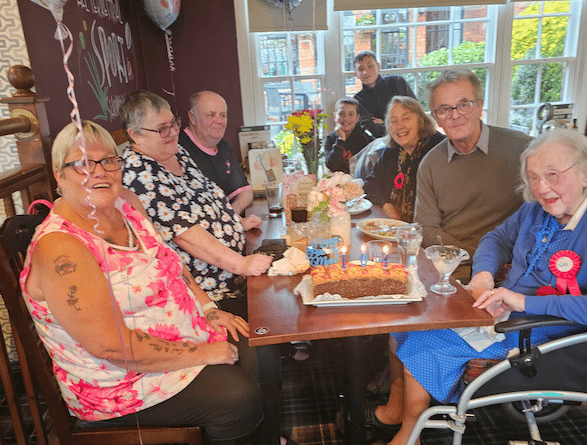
[369,129,587,445]
[363,96,445,222]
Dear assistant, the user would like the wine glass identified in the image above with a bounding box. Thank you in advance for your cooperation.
[424,245,470,295]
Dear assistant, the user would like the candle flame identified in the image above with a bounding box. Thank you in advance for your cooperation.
[383,245,389,253]
[341,245,347,254]
[361,244,366,252]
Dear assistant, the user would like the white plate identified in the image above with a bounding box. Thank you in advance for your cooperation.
[356,218,408,241]
[295,268,426,307]
[347,198,373,215]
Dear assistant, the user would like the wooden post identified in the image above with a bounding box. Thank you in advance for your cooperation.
[0,65,56,215]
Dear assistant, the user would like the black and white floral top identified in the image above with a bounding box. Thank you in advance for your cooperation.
[122,144,247,305]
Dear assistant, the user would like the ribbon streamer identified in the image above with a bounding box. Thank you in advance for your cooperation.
[162,31,179,114]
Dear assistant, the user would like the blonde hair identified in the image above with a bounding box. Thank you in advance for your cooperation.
[52,120,117,173]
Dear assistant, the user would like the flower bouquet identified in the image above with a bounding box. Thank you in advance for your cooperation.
[285,109,329,176]
[307,172,363,223]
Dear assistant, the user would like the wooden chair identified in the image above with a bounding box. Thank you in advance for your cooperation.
[0,212,203,445]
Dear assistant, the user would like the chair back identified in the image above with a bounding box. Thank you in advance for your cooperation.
[0,213,202,445]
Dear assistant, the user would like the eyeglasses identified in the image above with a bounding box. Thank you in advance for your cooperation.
[527,163,578,188]
[433,100,478,120]
[63,156,124,174]
[140,117,181,138]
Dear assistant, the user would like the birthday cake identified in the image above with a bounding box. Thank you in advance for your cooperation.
[310,263,408,299]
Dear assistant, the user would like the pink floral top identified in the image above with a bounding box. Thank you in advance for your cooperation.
[19,197,226,421]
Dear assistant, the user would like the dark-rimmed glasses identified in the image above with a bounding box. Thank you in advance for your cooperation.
[433,100,478,120]
[528,163,578,189]
[140,117,181,138]
[63,156,124,174]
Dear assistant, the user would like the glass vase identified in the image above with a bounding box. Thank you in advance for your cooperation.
[329,211,351,248]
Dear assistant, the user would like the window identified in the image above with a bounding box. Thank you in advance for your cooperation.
[240,0,585,140]
[509,1,574,132]
[341,7,491,108]
[255,32,325,139]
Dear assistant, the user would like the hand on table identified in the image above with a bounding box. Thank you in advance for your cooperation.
[238,253,273,276]
[205,308,250,342]
[241,215,263,231]
[465,271,495,300]
[473,287,526,318]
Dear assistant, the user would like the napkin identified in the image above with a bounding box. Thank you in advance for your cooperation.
[451,311,510,352]
[268,247,310,276]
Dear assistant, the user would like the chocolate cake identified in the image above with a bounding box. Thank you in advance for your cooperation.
[310,263,408,299]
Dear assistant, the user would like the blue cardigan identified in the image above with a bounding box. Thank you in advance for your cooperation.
[473,201,587,326]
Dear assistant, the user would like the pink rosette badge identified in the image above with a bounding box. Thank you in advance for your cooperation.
[549,250,582,296]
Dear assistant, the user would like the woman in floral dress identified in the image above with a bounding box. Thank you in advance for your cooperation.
[119,91,290,445]
[21,120,263,444]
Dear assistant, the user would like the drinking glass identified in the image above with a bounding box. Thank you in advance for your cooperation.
[395,223,423,269]
[367,240,392,263]
[264,181,283,217]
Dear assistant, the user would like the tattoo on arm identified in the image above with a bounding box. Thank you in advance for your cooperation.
[133,331,198,354]
[206,310,220,322]
[66,286,81,311]
[54,255,76,276]
[182,270,193,286]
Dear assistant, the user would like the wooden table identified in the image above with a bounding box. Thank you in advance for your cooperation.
[246,199,494,444]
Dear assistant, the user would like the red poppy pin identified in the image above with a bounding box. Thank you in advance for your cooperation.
[394,172,404,189]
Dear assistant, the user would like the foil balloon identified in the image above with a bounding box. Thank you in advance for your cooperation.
[144,0,181,33]
[263,0,303,15]
[28,0,68,22]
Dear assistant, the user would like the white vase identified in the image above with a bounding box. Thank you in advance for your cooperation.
[329,211,351,247]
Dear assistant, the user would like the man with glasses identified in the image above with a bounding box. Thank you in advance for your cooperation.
[414,69,533,282]
[179,91,253,215]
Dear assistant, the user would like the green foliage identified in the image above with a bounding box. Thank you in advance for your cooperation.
[417,41,486,110]
[356,14,376,26]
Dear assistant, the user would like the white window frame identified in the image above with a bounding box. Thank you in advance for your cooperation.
[235,0,587,136]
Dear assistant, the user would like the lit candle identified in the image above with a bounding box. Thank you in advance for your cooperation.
[360,244,367,268]
[341,245,347,270]
[383,245,389,269]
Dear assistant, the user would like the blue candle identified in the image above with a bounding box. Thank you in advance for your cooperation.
[383,245,389,269]
[360,244,367,267]
[341,245,347,270]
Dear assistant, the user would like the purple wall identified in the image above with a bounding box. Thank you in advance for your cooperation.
[16,0,243,159]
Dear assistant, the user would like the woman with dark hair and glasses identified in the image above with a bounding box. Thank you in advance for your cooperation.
[119,91,293,445]
[22,120,265,444]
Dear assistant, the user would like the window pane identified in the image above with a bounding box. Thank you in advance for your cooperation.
[293,33,318,75]
[345,76,362,96]
[264,82,291,123]
[259,34,287,77]
[511,64,537,106]
[540,62,565,103]
[544,1,570,13]
[511,18,538,60]
[345,10,377,27]
[541,16,567,58]
[296,79,322,111]
[380,27,410,68]
[381,9,409,24]
[509,108,534,135]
